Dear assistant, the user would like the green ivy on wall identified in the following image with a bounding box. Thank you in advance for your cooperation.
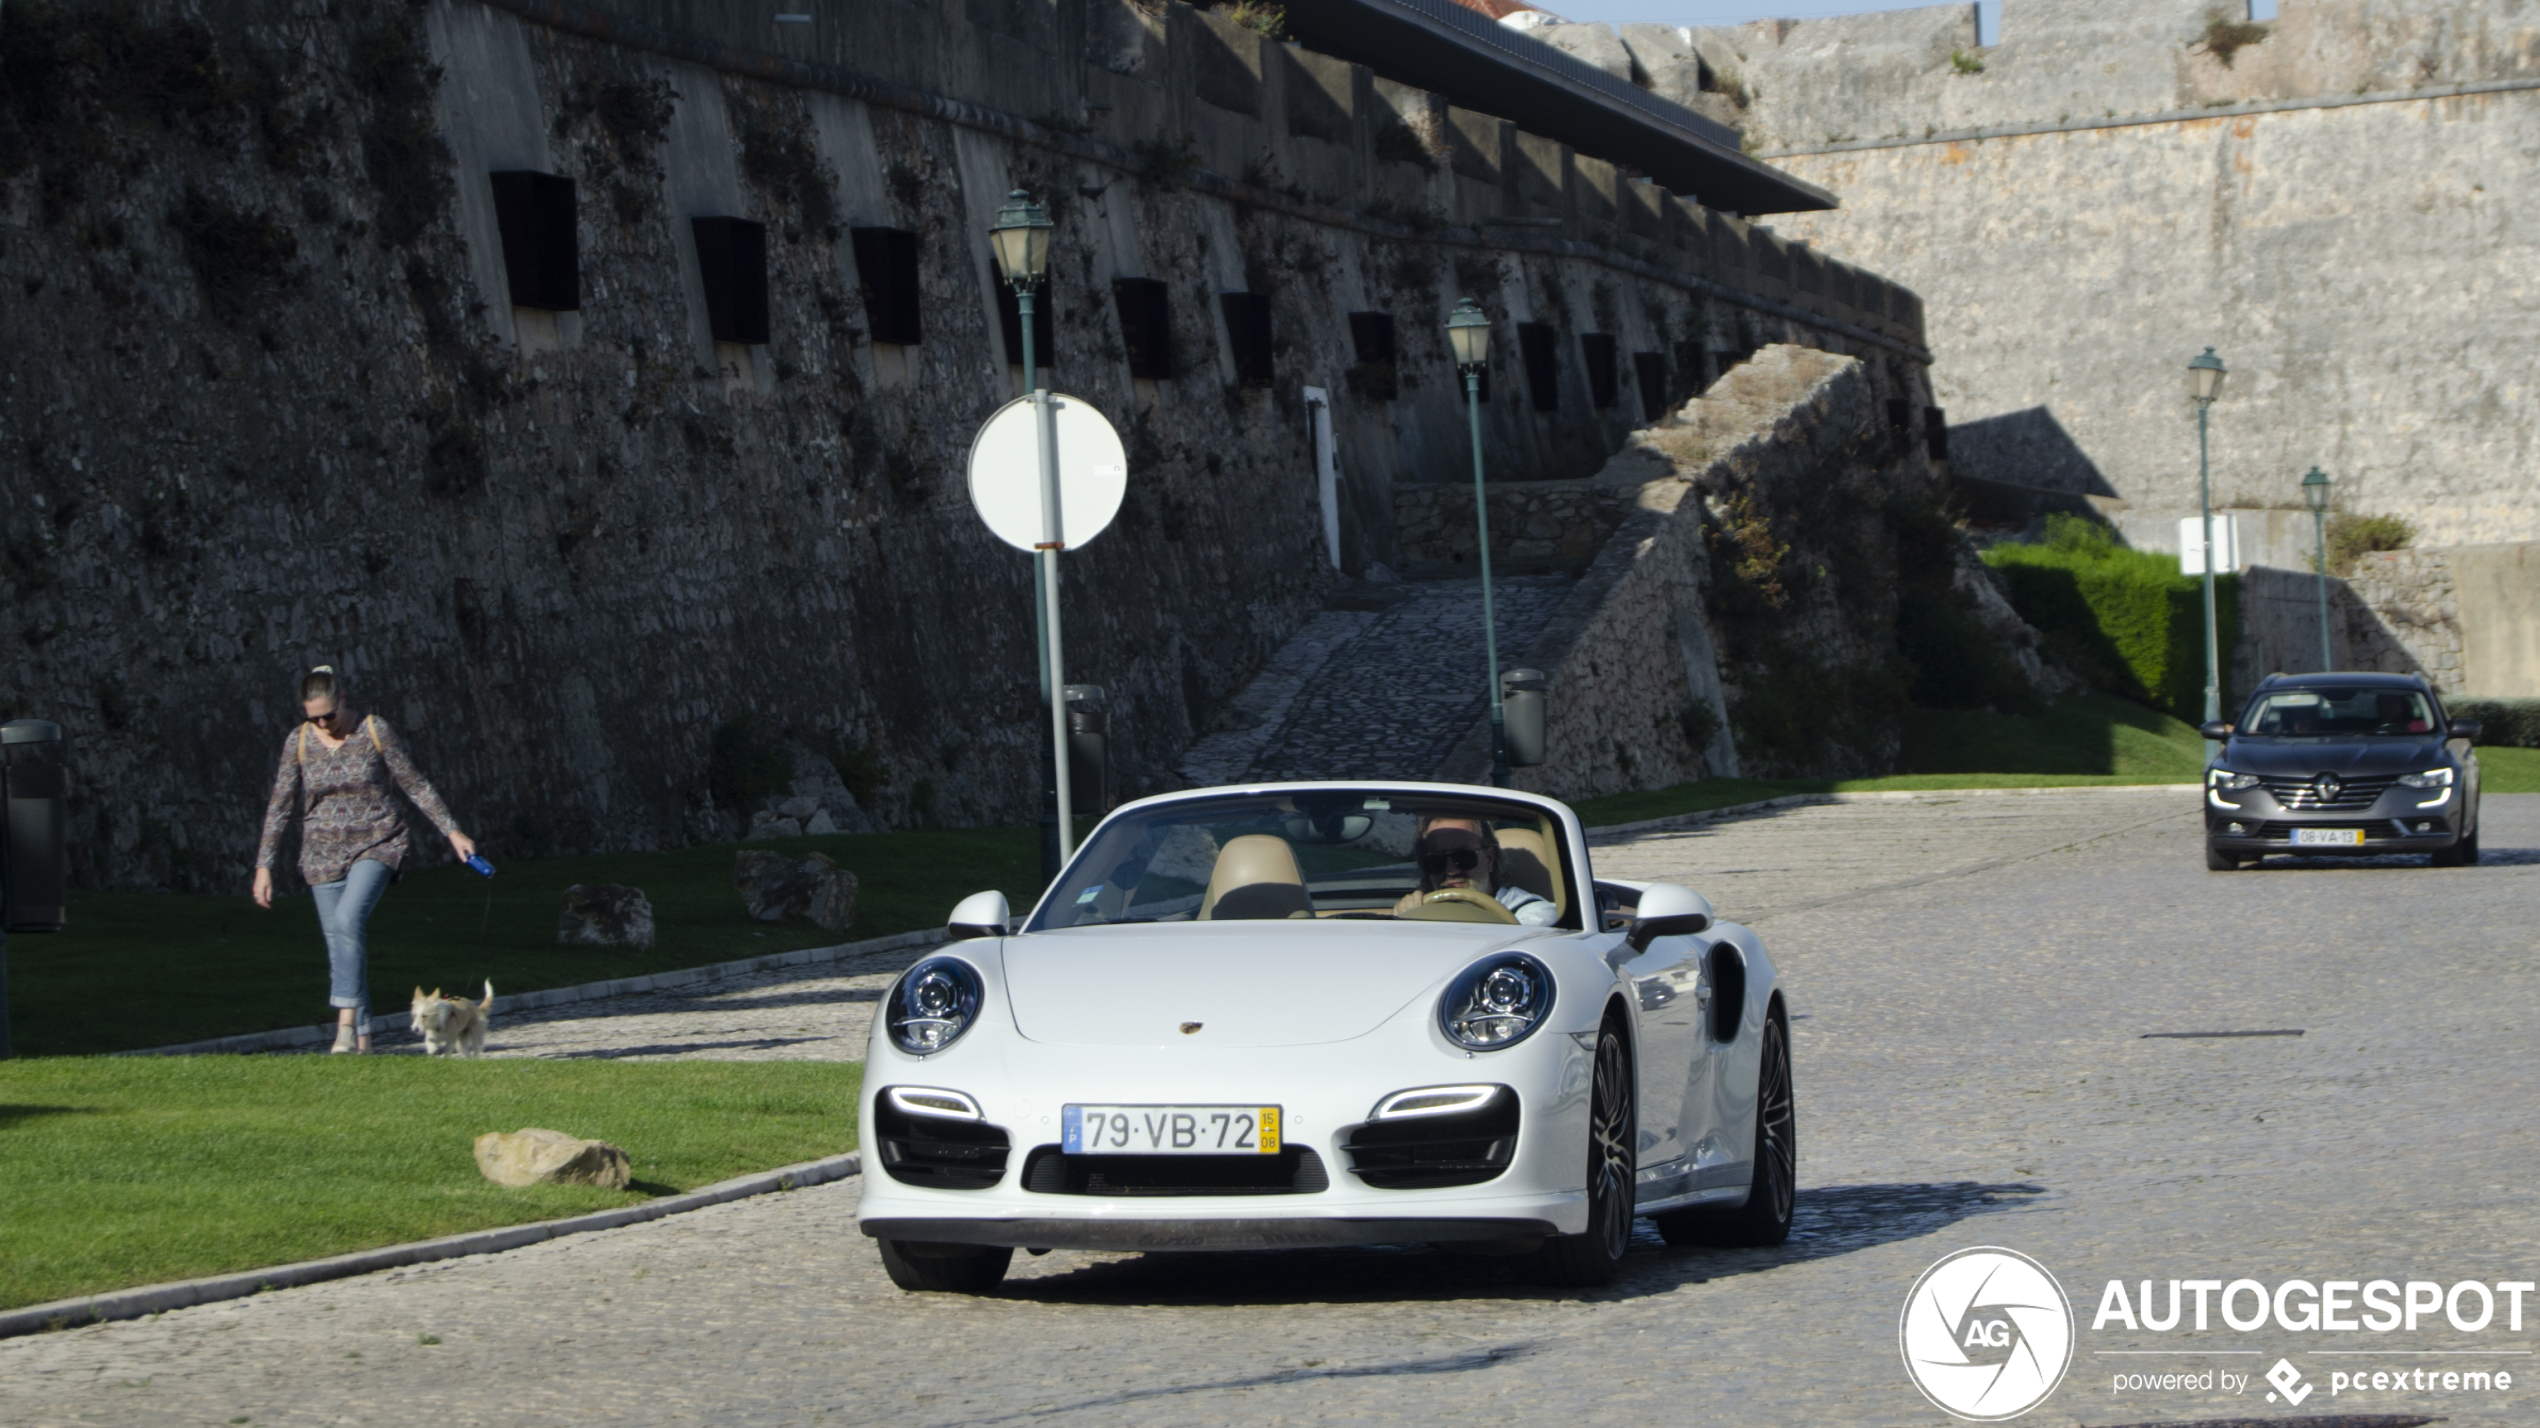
[1985,516,2239,723]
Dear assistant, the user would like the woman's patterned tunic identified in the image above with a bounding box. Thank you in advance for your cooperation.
[256,716,459,886]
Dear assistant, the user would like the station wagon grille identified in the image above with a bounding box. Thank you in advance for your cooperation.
[2259,773,2398,810]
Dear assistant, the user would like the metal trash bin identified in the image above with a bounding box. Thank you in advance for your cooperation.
[1063,685,1113,816]
[3,720,67,933]
[1500,669,1547,768]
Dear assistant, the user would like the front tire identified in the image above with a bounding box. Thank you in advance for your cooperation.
[1655,1010,1796,1248]
[2205,840,2243,871]
[876,1239,1012,1294]
[1532,1020,1635,1288]
[2433,828,2479,867]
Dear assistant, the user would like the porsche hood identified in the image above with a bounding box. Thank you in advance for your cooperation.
[999,923,1561,1048]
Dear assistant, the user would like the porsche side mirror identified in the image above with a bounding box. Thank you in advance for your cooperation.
[2450,718,2482,743]
[2198,720,2232,741]
[946,890,1011,940]
[1626,882,1713,952]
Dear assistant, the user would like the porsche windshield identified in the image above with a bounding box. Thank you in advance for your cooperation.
[1027,791,1580,931]
[2241,687,2438,738]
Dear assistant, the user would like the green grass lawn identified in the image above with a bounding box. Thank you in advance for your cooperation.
[2479,745,2540,793]
[1574,692,2209,827]
[0,1057,860,1313]
[8,828,1049,1057]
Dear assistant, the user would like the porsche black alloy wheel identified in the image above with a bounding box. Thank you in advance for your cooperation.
[877,1238,1012,1294]
[1656,1011,1796,1248]
[1535,1020,1635,1287]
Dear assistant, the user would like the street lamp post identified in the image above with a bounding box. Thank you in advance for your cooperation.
[2302,466,2333,673]
[2188,347,2228,759]
[1446,298,1510,788]
[990,190,1075,876]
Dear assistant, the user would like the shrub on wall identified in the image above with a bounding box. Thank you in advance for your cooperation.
[2449,699,2540,749]
[1984,515,2238,722]
[2327,512,2414,574]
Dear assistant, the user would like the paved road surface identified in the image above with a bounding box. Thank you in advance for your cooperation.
[8,790,2534,1426]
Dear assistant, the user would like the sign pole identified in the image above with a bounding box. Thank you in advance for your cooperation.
[1034,386,1076,866]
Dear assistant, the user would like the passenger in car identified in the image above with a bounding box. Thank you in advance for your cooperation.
[1390,817,1560,925]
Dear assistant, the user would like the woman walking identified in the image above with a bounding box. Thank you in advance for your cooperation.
[253,666,476,1053]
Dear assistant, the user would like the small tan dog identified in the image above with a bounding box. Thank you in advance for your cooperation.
[411,982,494,1057]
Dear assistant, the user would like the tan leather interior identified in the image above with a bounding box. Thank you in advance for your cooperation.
[1494,826,1564,918]
[1199,834,1313,920]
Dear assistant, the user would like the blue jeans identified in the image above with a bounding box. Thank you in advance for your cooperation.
[313,859,393,1036]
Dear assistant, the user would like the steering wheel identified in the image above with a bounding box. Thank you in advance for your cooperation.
[1399,887,1519,924]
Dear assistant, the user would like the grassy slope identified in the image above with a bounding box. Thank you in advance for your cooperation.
[0,1058,860,1312]
[1573,692,2208,827]
[10,828,1048,1057]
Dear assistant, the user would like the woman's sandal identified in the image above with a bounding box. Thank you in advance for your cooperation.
[331,1025,356,1054]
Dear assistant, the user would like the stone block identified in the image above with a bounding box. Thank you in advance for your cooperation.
[734,849,858,929]
[473,1128,632,1189]
[557,883,656,950]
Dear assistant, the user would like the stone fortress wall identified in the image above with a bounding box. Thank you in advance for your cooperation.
[1523,0,2540,693]
[0,0,1930,888]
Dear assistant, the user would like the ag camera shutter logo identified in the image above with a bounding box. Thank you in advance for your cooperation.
[1901,1247,2076,1420]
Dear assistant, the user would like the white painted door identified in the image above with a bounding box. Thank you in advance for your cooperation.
[1303,386,1340,570]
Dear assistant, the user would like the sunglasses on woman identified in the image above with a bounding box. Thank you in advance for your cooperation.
[1420,846,1486,876]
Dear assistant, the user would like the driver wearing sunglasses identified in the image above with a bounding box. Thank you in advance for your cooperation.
[1389,817,1558,925]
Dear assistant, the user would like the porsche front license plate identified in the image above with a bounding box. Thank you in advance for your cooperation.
[2293,827,2367,846]
[1063,1105,1282,1155]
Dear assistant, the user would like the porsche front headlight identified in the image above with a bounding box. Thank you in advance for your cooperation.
[1439,954,1556,1051]
[887,957,984,1056]
[2398,768,2453,788]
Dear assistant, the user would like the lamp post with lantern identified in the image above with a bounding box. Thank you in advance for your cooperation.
[1445,298,1510,787]
[989,190,1074,875]
[2188,347,2227,758]
[2302,465,2333,672]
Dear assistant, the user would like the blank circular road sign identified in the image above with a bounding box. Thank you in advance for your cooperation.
[965,393,1128,553]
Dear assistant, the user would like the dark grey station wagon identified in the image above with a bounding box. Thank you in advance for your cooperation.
[2201,672,2482,870]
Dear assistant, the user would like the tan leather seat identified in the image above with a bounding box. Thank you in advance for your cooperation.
[1199,834,1314,920]
[1494,826,1565,920]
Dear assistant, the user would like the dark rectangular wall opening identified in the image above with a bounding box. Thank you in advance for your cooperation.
[1672,340,1705,401]
[1634,351,1668,420]
[690,217,769,345]
[1581,333,1619,409]
[995,271,1057,371]
[850,227,922,345]
[490,171,578,312]
[1925,407,1949,461]
[1221,291,1273,388]
[1517,322,1559,412]
[1347,310,1397,400]
[1113,278,1174,379]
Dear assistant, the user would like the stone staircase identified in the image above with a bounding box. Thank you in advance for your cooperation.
[1176,573,1576,786]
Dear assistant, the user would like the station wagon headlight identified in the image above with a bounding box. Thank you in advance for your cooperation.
[2397,768,2452,788]
[887,957,984,1056]
[2209,770,2260,790]
[1439,954,1556,1051]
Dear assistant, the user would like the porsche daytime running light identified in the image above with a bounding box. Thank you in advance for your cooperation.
[885,1087,984,1119]
[1439,954,1555,1051]
[1372,1084,1503,1119]
[887,957,984,1056]
[2398,768,2453,788]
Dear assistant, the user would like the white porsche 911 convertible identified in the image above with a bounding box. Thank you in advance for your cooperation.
[855,781,1794,1292]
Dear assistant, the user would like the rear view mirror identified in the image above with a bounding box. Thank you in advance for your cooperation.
[1626,882,1713,952]
[946,890,1010,940]
[2198,721,2232,740]
[2450,718,2482,742]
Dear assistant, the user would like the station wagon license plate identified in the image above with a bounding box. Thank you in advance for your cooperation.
[2293,827,2367,847]
[1063,1104,1281,1155]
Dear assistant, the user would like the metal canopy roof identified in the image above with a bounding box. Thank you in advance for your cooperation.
[1281,0,1836,215]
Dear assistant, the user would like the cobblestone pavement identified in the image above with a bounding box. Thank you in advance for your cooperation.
[10,790,2537,1427]
[1229,574,1574,783]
